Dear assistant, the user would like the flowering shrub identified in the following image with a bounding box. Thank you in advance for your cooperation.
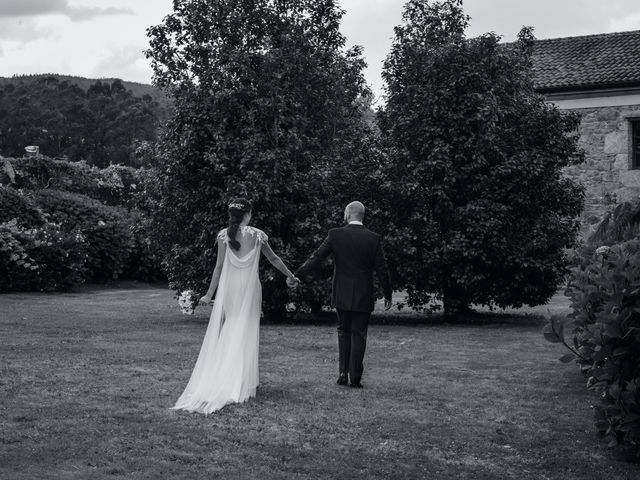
[1,156,148,206]
[0,220,86,291]
[33,189,135,281]
[0,187,162,290]
[545,240,640,457]
[0,158,164,290]
[0,185,44,227]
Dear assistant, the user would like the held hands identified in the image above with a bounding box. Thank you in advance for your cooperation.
[286,276,301,289]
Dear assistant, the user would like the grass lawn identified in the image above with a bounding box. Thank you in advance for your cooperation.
[1,283,638,480]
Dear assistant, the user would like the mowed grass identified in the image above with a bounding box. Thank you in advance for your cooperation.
[1,284,638,480]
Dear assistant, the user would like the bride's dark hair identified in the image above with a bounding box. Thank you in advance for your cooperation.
[227,198,252,251]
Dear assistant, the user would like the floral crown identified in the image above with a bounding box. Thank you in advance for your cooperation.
[228,202,246,210]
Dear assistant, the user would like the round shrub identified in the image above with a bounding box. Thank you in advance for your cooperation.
[33,189,135,282]
[33,189,123,226]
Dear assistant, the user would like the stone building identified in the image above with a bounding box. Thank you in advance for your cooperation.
[531,30,640,229]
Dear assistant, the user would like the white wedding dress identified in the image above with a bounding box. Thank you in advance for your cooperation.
[172,226,267,414]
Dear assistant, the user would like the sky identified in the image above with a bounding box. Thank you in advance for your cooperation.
[1,0,640,101]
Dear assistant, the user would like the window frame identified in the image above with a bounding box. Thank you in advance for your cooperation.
[630,118,640,170]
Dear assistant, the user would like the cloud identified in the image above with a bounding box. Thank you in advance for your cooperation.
[92,44,144,72]
[609,11,640,31]
[0,0,132,21]
[90,45,153,83]
[0,17,54,42]
[66,5,133,21]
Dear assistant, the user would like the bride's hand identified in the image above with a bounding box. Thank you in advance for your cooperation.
[286,276,300,289]
[199,294,213,305]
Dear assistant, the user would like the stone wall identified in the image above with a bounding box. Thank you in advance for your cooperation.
[562,104,640,232]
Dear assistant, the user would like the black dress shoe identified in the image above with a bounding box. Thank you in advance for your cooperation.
[349,381,363,389]
[337,374,348,386]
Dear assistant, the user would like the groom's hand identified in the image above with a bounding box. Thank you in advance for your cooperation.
[384,298,392,311]
[286,276,301,289]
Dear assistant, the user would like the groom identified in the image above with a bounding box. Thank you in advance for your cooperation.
[294,201,392,388]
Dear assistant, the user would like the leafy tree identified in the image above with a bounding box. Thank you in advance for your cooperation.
[0,77,160,167]
[0,77,86,160]
[145,0,376,316]
[378,0,584,315]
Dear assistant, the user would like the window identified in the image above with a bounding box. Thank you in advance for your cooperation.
[632,120,640,169]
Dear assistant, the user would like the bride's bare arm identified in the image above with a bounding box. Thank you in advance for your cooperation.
[261,241,297,281]
[201,238,226,303]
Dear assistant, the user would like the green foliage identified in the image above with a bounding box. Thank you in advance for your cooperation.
[378,0,584,314]
[124,211,166,282]
[32,189,135,281]
[0,154,166,287]
[0,187,163,290]
[0,76,160,167]
[590,199,640,246]
[0,185,44,227]
[0,157,164,290]
[1,156,145,206]
[0,219,87,291]
[146,0,377,315]
[545,241,640,457]
[0,74,172,116]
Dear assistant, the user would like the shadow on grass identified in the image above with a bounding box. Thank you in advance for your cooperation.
[259,309,548,328]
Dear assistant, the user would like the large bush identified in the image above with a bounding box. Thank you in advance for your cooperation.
[378,0,584,315]
[2,156,145,206]
[545,240,640,458]
[146,0,378,316]
[0,219,87,291]
[0,185,44,227]
[0,185,87,291]
[590,199,640,246]
[33,189,135,281]
[0,159,164,290]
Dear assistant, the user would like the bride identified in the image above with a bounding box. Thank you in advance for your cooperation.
[172,198,299,414]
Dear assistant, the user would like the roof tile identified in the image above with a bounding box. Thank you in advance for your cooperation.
[531,30,640,92]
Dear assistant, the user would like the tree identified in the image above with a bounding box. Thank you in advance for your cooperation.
[0,77,160,167]
[145,0,377,316]
[378,0,584,316]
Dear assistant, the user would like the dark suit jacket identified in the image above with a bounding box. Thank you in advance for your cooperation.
[296,224,392,313]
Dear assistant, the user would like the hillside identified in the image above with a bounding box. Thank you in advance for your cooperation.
[0,75,167,166]
[0,74,172,111]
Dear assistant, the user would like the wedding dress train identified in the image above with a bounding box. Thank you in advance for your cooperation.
[172,227,266,414]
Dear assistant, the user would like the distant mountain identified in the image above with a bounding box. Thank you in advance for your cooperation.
[0,74,172,112]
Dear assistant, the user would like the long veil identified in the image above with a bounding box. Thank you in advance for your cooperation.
[172,228,264,413]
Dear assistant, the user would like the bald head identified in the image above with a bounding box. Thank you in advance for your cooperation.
[344,201,365,223]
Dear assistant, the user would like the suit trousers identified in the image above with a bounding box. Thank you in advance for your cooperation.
[336,309,371,383]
